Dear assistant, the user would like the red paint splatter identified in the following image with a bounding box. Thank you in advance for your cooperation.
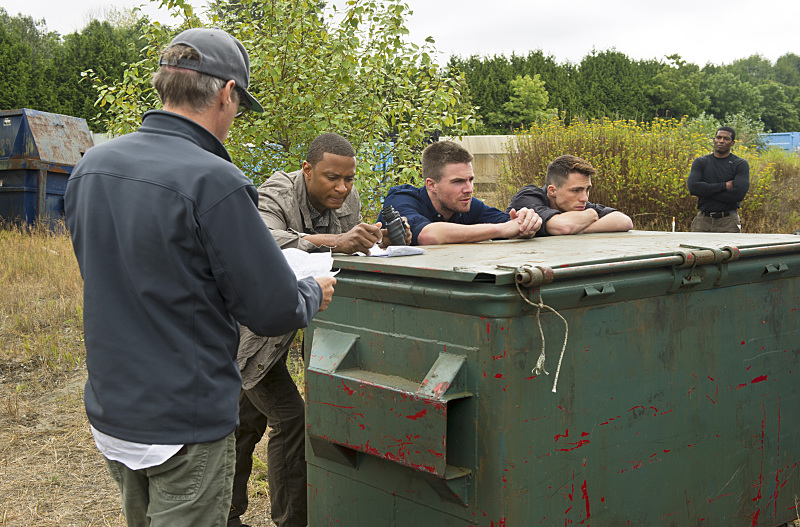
[487,323,491,334]
[432,381,449,397]
[741,341,746,345]
[751,375,767,384]
[492,350,506,360]
[340,381,354,395]
[406,409,427,420]
[706,394,716,404]
[581,480,591,519]
[708,375,715,381]
[557,440,591,452]
[555,430,569,441]
[495,373,504,379]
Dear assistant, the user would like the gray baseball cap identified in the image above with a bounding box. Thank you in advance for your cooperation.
[161,27,265,113]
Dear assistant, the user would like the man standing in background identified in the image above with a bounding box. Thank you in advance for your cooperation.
[687,126,750,233]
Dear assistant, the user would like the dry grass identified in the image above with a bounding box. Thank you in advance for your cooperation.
[0,224,279,526]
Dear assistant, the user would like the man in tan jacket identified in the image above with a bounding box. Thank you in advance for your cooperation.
[229,132,409,527]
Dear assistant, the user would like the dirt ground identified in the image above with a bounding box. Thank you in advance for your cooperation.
[0,362,277,527]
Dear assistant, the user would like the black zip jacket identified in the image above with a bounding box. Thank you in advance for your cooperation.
[65,110,322,444]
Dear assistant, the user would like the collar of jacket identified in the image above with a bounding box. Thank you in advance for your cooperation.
[140,110,232,163]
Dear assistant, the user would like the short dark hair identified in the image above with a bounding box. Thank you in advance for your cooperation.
[716,126,736,141]
[306,133,356,166]
[422,141,473,182]
[545,155,597,187]
[152,44,235,113]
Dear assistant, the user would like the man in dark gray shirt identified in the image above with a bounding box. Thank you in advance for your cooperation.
[65,28,334,526]
[687,126,750,233]
[507,154,632,236]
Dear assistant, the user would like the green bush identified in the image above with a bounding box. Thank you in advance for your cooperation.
[500,116,798,233]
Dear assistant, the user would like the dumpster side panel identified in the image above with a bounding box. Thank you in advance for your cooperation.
[307,253,800,526]
[500,278,800,526]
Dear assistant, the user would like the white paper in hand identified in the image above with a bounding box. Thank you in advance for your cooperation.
[282,248,338,279]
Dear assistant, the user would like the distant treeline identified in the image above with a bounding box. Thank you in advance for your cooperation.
[449,50,800,134]
[3,5,799,136]
[0,8,145,132]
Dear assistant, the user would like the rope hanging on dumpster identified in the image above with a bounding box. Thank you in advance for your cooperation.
[515,281,569,393]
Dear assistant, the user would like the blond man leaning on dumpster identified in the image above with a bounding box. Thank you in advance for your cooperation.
[506,154,633,236]
[379,140,542,245]
[229,132,410,527]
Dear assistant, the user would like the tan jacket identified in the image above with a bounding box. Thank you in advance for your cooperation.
[238,169,362,389]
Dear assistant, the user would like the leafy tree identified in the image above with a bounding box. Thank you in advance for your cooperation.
[725,54,774,84]
[91,0,476,218]
[448,54,516,134]
[703,70,763,121]
[574,49,657,120]
[646,54,708,119]
[50,20,144,130]
[495,74,554,130]
[774,53,800,87]
[0,23,32,110]
[757,82,800,133]
[0,8,60,111]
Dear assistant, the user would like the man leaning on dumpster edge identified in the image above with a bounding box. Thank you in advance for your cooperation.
[505,154,633,235]
[379,140,542,245]
[687,125,750,233]
[64,27,335,527]
[228,132,411,527]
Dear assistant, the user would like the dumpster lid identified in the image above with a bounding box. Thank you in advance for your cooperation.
[0,108,93,166]
[332,231,800,284]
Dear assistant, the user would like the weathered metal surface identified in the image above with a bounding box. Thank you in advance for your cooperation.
[305,232,800,526]
[0,108,93,165]
[0,109,93,227]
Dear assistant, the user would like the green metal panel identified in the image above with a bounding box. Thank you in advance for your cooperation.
[305,232,800,526]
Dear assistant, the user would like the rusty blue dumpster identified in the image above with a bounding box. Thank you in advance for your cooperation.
[304,231,800,526]
[0,108,94,229]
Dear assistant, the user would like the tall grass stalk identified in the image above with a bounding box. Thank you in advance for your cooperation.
[0,223,84,391]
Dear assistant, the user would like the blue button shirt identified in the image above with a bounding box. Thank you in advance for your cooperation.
[378,184,510,245]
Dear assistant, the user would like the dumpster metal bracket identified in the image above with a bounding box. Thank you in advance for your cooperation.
[416,352,468,400]
[425,465,472,507]
[307,327,476,478]
[307,328,359,373]
[308,436,359,469]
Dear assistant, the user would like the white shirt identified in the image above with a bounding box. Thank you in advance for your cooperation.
[91,425,184,470]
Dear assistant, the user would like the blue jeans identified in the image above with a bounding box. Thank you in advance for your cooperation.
[105,432,235,527]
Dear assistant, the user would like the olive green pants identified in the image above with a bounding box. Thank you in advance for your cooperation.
[104,432,235,527]
[690,211,741,233]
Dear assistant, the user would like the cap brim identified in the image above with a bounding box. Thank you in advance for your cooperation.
[241,89,264,113]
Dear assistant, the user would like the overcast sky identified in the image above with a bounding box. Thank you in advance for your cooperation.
[5,0,799,67]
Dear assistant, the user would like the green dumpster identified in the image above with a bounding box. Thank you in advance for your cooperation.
[304,231,800,526]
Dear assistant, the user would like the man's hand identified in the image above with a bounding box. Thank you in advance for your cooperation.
[508,207,542,238]
[378,216,412,248]
[314,276,336,311]
[335,223,383,254]
[725,180,734,190]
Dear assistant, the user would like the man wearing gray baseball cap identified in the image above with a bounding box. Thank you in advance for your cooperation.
[65,27,335,527]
